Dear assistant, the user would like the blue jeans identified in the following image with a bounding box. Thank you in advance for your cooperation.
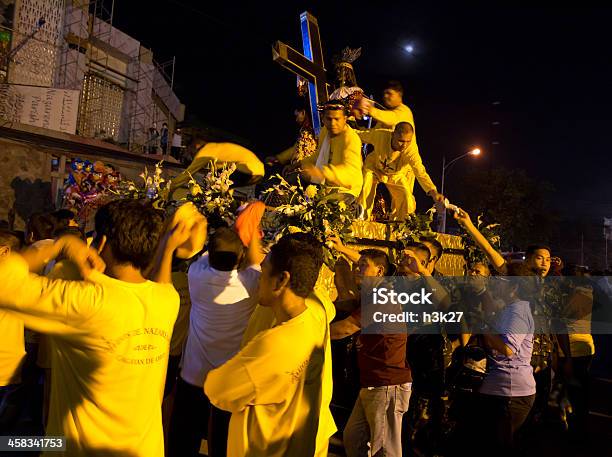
[344,383,412,457]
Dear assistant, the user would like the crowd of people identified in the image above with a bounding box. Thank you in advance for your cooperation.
[0,197,609,457]
[0,80,610,457]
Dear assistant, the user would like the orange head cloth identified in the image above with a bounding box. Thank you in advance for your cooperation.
[234,201,266,247]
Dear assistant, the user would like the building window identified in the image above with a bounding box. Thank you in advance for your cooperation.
[77,72,124,140]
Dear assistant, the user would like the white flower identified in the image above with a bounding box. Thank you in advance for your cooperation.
[190,184,203,196]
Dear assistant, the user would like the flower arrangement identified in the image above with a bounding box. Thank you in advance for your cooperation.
[113,161,238,227]
[460,214,501,266]
[185,161,238,226]
[261,174,355,267]
[116,162,168,199]
[112,162,171,210]
[393,208,437,248]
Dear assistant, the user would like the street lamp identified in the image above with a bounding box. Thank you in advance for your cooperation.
[438,147,482,233]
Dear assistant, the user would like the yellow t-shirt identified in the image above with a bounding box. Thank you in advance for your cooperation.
[561,286,595,357]
[357,129,437,194]
[205,293,336,457]
[38,260,83,369]
[169,271,191,356]
[369,103,415,130]
[301,126,364,198]
[0,254,180,457]
[0,310,25,386]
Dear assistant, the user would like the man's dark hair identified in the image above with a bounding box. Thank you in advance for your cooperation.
[0,230,22,251]
[384,80,404,95]
[26,212,57,242]
[52,209,77,231]
[420,236,443,261]
[359,248,391,275]
[53,226,84,241]
[268,233,323,298]
[525,244,551,259]
[403,241,431,262]
[52,209,76,222]
[394,122,414,135]
[94,199,164,270]
[208,227,244,271]
[467,261,491,276]
[320,100,349,116]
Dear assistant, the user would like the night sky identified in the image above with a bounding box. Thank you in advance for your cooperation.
[112,2,612,223]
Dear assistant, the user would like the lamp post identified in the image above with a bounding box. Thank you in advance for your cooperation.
[438,148,481,233]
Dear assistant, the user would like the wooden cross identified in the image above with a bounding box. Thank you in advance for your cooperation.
[273,11,328,135]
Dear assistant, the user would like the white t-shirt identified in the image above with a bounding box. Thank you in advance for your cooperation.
[181,253,260,387]
[172,133,182,147]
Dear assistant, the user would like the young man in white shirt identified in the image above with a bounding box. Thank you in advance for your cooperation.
[169,227,260,457]
[204,233,337,457]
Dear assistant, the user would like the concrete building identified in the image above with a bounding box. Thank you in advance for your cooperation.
[0,0,186,228]
[2,0,184,152]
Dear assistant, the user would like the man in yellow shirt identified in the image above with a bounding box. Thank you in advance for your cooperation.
[358,122,444,220]
[358,80,415,130]
[205,233,337,457]
[300,101,364,199]
[0,230,25,429]
[0,200,196,456]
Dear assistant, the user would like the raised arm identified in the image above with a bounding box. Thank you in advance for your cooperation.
[148,206,208,283]
[150,220,197,284]
[21,235,105,278]
[454,208,507,274]
[358,98,414,130]
[234,201,266,268]
[405,146,444,203]
[327,234,361,264]
[0,245,104,330]
[401,249,451,310]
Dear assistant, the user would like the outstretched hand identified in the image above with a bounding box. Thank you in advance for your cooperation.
[357,97,374,116]
[172,203,208,259]
[326,234,344,252]
[430,191,446,204]
[453,207,473,228]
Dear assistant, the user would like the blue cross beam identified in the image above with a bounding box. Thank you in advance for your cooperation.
[272,11,329,135]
